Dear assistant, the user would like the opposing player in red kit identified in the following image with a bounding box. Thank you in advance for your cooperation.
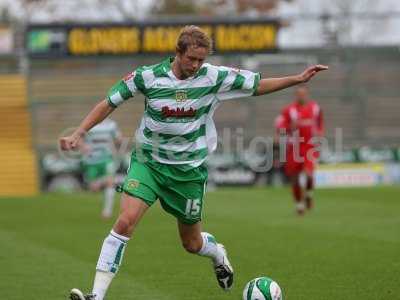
[279,85,324,215]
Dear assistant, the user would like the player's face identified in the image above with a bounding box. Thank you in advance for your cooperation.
[295,87,309,103]
[177,46,208,78]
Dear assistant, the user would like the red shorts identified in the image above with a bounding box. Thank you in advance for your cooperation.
[284,144,319,177]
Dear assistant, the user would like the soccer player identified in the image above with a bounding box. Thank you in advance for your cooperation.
[60,26,327,300]
[80,118,122,219]
[279,85,324,215]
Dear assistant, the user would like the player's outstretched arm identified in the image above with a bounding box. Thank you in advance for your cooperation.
[255,65,328,96]
[59,99,114,151]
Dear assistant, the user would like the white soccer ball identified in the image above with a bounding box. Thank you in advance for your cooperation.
[242,277,283,300]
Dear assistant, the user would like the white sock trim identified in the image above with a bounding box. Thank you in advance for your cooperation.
[110,230,129,243]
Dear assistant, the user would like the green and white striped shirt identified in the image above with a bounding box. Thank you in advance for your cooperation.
[83,118,121,164]
[107,57,260,168]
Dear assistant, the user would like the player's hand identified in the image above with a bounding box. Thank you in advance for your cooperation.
[59,134,82,151]
[298,65,329,83]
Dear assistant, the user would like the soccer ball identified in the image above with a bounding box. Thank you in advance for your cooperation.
[242,277,283,300]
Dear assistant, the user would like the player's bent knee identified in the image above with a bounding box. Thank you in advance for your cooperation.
[182,239,202,254]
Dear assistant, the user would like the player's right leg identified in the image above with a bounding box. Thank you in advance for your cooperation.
[177,221,234,291]
[70,193,150,300]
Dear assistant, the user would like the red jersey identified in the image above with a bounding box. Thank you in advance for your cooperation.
[277,100,324,176]
[274,114,288,135]
[281,100,324,147]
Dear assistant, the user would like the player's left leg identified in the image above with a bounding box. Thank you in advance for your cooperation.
[70,193,151,300]
[304,148,318,210]
[177,221,234,291]
[304,166,315,210]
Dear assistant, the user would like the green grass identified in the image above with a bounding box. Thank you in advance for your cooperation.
[1,186,399,300]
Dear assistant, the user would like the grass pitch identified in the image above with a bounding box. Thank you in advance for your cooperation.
[1,186,399,299]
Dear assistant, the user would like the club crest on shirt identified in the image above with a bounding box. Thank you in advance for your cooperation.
[126,179,139,189]
[175,90,188,102]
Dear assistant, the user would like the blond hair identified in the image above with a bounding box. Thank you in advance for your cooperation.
[176,25,213,54]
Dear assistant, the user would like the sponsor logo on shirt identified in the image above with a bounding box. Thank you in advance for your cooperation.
[162,106,196,118]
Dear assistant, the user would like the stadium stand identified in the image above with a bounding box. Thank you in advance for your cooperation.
[0,75,39,196]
